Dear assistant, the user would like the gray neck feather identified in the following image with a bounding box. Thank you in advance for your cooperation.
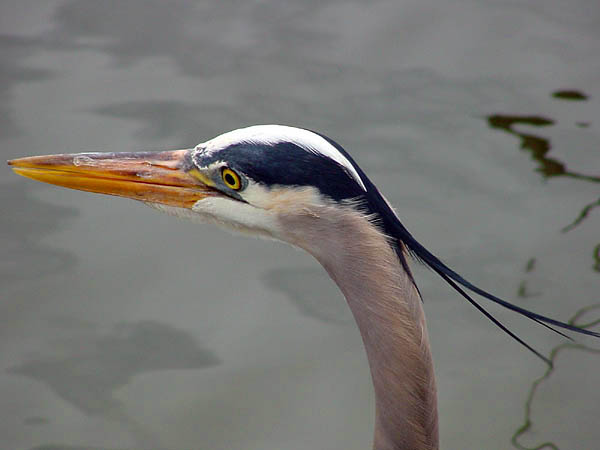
[280,204,439,450]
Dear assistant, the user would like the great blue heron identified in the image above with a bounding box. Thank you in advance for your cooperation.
[8,125,599,450]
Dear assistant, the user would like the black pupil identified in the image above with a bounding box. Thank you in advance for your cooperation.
[224,172,236,186]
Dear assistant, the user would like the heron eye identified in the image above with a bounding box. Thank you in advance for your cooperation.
[221,167,242,190]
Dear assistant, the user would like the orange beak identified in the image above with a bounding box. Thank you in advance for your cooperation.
[8,150,218,208]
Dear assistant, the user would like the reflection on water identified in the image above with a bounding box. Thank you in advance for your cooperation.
[487,114,599,184]
[562,198,600,233]
[489,91,600,449]
[487,89,599,265]
[511,305,600,450]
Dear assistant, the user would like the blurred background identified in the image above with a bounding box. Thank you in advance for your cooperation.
[1,1,599,449]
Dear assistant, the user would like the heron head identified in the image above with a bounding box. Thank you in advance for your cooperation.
[8,125,389,247]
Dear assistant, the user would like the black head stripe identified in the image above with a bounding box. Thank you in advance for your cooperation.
[194,141,366,202]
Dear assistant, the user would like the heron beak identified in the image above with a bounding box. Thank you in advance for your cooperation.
[8,150,218,208]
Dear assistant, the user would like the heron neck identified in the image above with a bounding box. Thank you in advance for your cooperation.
[281,206,439,450]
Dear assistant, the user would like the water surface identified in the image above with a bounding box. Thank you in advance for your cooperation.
[1,1,599,449]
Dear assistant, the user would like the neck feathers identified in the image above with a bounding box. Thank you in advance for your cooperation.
[280,203,439,450]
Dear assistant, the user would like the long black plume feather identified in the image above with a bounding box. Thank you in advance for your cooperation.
[434,268,552,365]
[393,220,600,362]
[401,229,600,338]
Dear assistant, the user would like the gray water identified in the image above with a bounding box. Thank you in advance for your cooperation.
[1,1,599,449]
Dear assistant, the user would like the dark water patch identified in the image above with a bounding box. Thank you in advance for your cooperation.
[517,258,540,299]
[552,90,588,101]
[0,183,77,286]
[50,0,340,78]
[525,258,536,273]
[10,320,219,448]
[24,416,49,426]
[262,267,352,324]
[29,446,121,450]
[92,100,249,148]
[0,35,55,138]
[9,320,220,416]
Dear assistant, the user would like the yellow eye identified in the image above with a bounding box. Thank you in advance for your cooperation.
[221,167,242,190]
